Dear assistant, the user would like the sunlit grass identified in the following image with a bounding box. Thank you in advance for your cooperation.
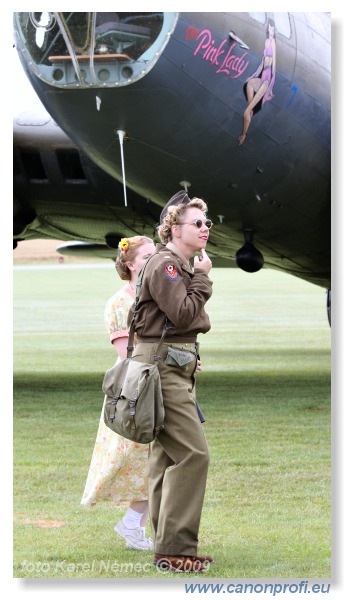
[13,265,331,578]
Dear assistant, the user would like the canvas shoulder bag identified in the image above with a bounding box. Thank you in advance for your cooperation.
[102,255,166,443]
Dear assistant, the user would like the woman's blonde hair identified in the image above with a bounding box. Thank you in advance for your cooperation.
[115,235,154,280]
[157,198,208,244]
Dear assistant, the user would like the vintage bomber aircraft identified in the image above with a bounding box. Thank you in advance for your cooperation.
[13,12,331,307]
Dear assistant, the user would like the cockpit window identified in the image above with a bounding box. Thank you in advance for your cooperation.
[273,12,291,39]
[248,13,266,25]
[14,12,178,88]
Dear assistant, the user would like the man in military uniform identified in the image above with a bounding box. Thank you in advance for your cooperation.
[132,191,214,572]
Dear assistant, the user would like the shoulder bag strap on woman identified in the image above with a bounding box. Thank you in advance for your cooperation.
[126,253,170,361]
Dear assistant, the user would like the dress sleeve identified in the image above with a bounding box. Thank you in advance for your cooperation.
[104,292,131,344]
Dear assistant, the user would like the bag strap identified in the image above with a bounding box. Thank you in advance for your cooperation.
[126,253,171,362]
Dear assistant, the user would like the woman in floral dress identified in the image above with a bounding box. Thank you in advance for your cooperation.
[81,235,156,550]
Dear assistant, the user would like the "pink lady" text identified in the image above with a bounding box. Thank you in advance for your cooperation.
[193,29,249,78]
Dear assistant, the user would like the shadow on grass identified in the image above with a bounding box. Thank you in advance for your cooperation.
[13,369,331,448]
[14,369,331,414]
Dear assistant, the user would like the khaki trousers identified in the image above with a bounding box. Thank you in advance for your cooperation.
[133,342,210,556]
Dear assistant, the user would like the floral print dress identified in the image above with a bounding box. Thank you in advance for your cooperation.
[80,284,149,506]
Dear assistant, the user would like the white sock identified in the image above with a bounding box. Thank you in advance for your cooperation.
[122,507,144,530]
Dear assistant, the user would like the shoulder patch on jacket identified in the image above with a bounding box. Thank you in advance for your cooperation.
[165,264,178,280]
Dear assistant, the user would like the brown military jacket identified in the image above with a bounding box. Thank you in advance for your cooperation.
[132,242,213,343]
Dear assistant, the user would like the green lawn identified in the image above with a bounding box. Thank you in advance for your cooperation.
[13,264,331,579]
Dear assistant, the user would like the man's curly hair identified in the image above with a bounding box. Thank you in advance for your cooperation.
[157,198,208,244]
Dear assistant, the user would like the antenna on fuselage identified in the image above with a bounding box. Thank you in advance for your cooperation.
[179,180,191,193]
[116,129,128,207]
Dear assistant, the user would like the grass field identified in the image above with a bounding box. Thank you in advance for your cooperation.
[13,263,331,580]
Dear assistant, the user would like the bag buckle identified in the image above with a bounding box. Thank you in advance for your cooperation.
[109,397,118,420]
[129,399,137,416]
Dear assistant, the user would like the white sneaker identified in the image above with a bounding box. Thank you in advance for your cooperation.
[114,519,154,550]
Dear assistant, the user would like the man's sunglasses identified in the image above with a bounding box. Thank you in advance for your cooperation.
[179,219,213,229]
